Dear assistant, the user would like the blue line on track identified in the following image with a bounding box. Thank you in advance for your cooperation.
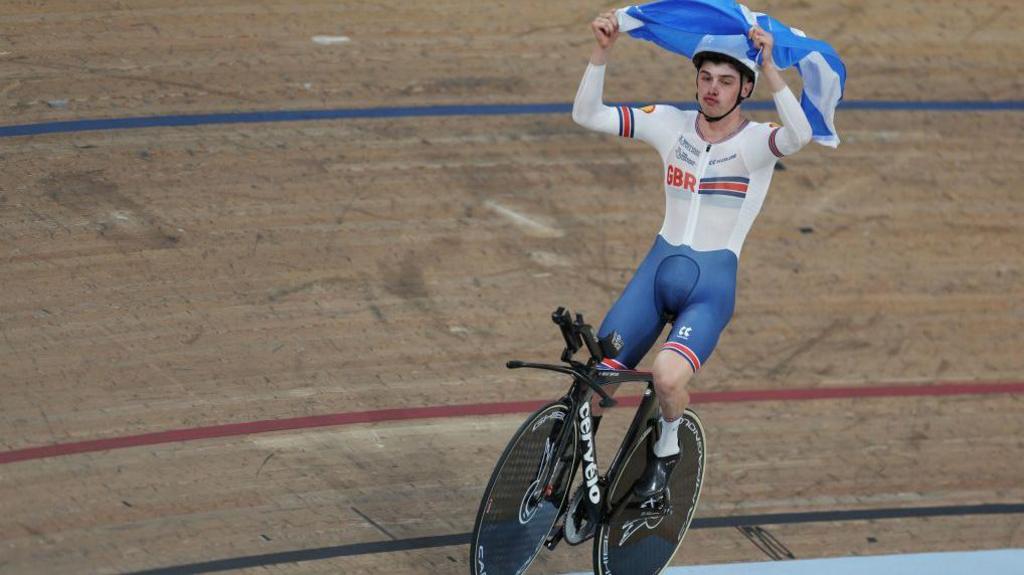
[2,100,1022,139]
[126,503,1024,574]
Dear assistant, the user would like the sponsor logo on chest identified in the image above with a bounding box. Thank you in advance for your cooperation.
[709,152,738,166]
[675,137,702,167]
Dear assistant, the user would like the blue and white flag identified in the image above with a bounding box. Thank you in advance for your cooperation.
[617,0,846,147]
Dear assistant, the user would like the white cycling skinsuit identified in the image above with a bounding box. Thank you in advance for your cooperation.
[572,62,813,257]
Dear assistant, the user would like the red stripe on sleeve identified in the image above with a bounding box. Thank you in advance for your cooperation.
[769,127,784,158]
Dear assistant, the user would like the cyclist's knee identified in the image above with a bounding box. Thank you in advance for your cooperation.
[652,351,694,396]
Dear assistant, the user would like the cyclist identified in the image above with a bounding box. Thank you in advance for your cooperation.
[572,11,812,501]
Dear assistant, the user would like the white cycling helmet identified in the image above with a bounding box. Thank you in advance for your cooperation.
[692,34,759,89]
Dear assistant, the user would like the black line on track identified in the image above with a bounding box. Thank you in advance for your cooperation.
[127,503,1024,574]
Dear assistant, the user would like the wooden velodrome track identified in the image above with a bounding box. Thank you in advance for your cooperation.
[1,1,1022,573]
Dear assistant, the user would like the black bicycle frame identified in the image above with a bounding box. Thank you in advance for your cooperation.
[506,358,661,530]
[504,306,667,537]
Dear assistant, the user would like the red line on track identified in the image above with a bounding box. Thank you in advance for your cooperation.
[3,380,1022,465]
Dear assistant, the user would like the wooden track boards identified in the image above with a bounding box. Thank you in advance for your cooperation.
[1,1,1022,573]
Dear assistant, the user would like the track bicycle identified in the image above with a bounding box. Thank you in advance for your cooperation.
[470,307,707,575]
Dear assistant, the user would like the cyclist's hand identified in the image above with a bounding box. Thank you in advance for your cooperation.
[748,26,775,66]
[591,11,620,50]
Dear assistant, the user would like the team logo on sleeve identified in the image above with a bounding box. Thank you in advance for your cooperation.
[641,105,657,114]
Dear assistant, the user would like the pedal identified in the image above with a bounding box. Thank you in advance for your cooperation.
[638,503,673,518]
[544,525,565,550]
[636,488,673,518]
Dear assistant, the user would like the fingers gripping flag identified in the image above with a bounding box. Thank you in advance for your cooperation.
[617,0,846,147]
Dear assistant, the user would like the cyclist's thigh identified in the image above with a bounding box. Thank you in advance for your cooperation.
[660,247,737,373]
[597,250,665,369]
[661,302,730,374]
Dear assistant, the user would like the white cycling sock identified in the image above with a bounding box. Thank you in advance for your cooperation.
[653,415,682,458]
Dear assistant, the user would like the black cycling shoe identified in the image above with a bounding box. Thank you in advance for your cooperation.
[632,452,680,500]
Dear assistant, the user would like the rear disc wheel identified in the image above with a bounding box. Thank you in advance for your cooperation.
[593,409,707,575]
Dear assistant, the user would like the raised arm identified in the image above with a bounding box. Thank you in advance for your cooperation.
[750,26,813,156]
[572,12,683,153]
[571,12,622,132]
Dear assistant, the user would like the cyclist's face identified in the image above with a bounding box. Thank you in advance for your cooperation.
[697,63,749,114]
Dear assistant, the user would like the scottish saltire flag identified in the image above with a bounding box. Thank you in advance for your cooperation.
[617,0,846,147]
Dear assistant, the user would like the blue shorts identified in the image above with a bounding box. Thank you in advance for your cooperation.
[596,236,737,373]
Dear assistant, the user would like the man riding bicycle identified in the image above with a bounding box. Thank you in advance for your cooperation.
[572,11,812,502]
